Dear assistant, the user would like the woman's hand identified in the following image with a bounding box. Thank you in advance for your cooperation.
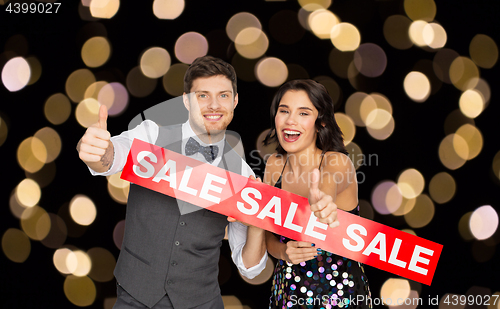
[308,169,340,228]
[283,241,320,264]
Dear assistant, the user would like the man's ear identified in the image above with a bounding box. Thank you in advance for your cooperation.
[233,93,239,109]
[182,92,190,111]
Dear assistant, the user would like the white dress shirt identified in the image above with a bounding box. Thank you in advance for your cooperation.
[89,120,267,279]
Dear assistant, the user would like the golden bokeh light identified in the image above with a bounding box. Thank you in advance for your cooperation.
[493,151,500,181]
[174,32,208,64]
[472,78,491,106]
[371,181,402,215]
[429,172,456,204]
[34,127,62,163]
[404,194,435,228]
[16,178,41,207]
[64,275,97,307]
[408,20,428,47]
[81,37,111,68]
[328,48,354,79]
[126,66,157,98]
[470,205,498,240]
[107,182,129,204]
[222,296,243,308]
[298,0,331,9]
[298,4,323,31]
[25,161,56,189]
[235,27,269,59]
[113,220,126,249]
[17,137,47,173]
[70,250,92,277]
[380,278,411,305]
[469,34,498,69]
[240,258,274,285]
[54,248,74,274]
[393,197,417,216]
[99,82,129,116]
[330,22,360,51]
[397,168,425,199]
[226,12,262,42]
[87,247,116,282]
[84,81,108,101]
[334,113,355,145]
[345,92,371,127]
[75,98,100,128]
[152,0,185,20]
[404,71,431,102]
[358,199,374,220]
[309,9,339,39]
[89,0,119,19]
[315,76,341,108]
[10,192,27,219]
[455,124,482,160]
[423,23,447,49]
[41,214,67,249]
[1,56,31,92]
[449,56,480,91]
[20,205,51,241]
[255,129,278,160]
[371,93,393,114]
[255,57,288,87]
[163,63,188,96]
[66,69,96,103]
[44,93,72,125]
[2,228,31,263]
[458,212,474,241]
[402,229,417,236]
[433,48,460,84]
[365,109,392,130]
[353,43,387,77]
[26,56,42,85]
[439,134,467,170]
[383,15,413,50]
[404,0,436,22]
[140,47,171,79]
[366,116,394,140]
[70,195,97,226]
[444,109,475,136]
[459,89,484,118]
[0,116,7,147]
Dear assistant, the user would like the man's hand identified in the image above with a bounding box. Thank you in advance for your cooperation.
[309,168,339,228]
[283,241,319,264]
[77,105,114,173]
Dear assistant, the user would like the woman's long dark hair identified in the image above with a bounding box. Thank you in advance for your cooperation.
[263,79,348,156]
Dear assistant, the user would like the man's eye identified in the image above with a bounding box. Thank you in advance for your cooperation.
[198,94,207,98]
[221,94,228,98]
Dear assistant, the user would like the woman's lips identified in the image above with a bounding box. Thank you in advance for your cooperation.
[283,129,301,142]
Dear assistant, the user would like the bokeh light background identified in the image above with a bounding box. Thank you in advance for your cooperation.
[1,0,499,308]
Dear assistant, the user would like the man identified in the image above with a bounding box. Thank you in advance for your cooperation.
[77,56,267,308]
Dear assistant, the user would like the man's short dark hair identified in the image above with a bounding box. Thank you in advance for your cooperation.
[184,56,237,95]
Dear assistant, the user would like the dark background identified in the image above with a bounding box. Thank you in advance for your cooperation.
[1,0,499,308]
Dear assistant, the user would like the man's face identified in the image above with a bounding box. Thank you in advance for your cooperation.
[183,75,238,140]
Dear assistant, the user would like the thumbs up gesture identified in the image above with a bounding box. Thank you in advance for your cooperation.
[77,105,114,173]
[308,169,339,228]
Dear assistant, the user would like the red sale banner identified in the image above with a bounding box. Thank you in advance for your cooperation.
[121,139,443,285]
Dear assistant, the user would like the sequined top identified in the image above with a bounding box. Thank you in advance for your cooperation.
[269,156,372,309]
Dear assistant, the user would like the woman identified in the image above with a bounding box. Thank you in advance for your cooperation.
[263,79,371,308]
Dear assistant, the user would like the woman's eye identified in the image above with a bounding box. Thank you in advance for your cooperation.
[279,110,288,113]
[300,112,309,116]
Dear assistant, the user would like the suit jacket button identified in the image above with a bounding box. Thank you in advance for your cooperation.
[171,261,177,266]
[174,241,180,246]
[180,221,185,226]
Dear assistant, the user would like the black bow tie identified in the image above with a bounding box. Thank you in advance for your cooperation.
[185,137,219,163]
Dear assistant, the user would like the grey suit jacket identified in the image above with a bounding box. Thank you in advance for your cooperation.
[114,124,242,308]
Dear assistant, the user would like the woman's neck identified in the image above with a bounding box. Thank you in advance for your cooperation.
[285,146,323,175]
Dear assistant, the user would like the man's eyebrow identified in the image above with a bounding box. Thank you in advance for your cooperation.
[194,90,233,93]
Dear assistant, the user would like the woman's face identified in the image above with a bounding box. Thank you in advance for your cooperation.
[274,90,319,154]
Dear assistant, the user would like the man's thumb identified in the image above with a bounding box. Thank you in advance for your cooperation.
[98,105,108,130]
